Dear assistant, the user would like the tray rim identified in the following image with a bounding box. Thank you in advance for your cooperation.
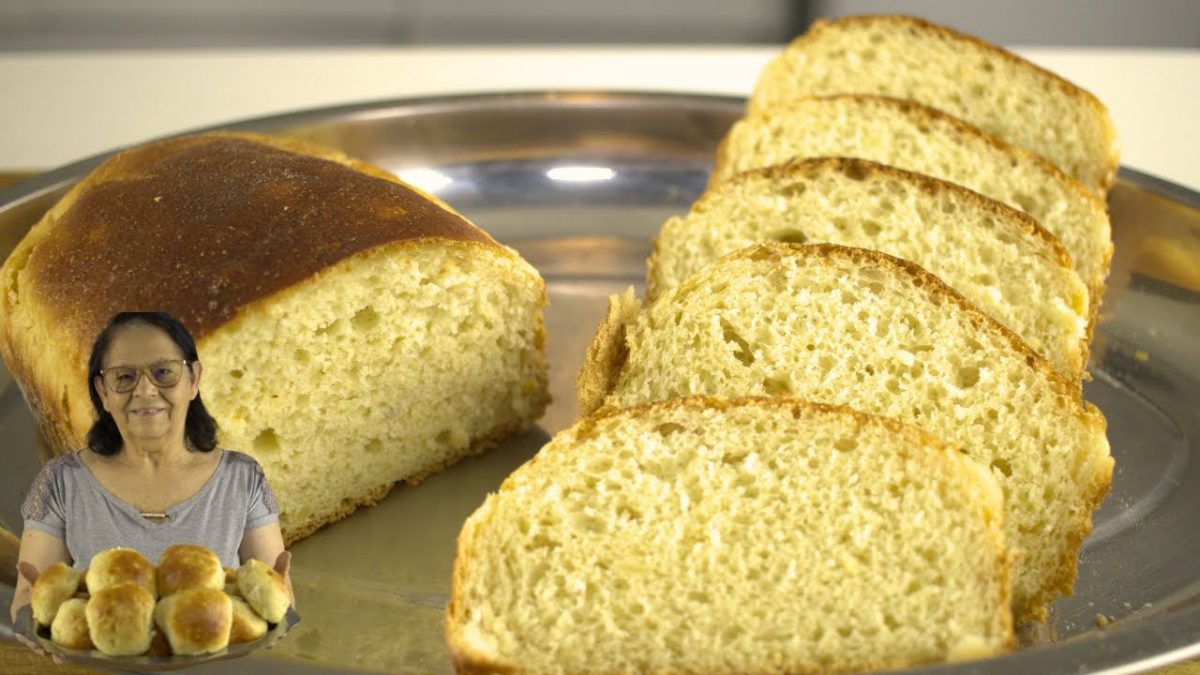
[0,89,1198,675]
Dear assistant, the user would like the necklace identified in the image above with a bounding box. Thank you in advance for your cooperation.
[141,512,169,523]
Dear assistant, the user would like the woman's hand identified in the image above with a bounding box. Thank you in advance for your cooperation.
[12,562,64,665]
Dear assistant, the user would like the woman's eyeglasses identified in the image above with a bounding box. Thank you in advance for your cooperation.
[99,359,190,393]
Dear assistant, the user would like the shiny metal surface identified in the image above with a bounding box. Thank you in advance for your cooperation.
[0,92,1198,674]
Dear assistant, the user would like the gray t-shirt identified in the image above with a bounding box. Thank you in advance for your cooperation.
[21,449,278,569]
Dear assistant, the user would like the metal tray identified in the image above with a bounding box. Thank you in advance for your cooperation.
[13,604,299,672]
[1,92,1199,674]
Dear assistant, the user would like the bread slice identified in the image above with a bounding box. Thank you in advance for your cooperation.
[580,242,1112,621]
[0,131,549,543]
[649,157,1090,380]
[448,396,1014,674]
[711,95,1112,323]
[749,15,1119,193]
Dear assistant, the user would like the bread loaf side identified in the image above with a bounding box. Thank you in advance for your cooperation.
[711,95,1112,325]
[749,15,1119,193]
[650,157,1090,380]
[593,242,1112,621]
[448,396,1014,674]
[0,132,550,542]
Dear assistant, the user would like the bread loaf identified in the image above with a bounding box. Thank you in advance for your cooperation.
[86,547,156,599]
[710,95,1112,322]
[86,583,155,656]
[649,157,1090,380]
[448,396,1014,673]
[749,15,1119,193]
[0,131,549,543]
[30,561,83,626]
[49,597,93,651]
[154,587,234,655]
[157,544,224,598]
[581,242,1112,621]
[236,558,289,624]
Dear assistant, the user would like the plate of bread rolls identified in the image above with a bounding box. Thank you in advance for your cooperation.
[14,545,298,670]
[2,14,1200,675]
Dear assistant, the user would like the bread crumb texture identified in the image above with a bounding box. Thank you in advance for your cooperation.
[713,95,1112,320]
[651,158,1089,380]
[609,242,1112,621]
[749,15,1119,192]
[449,397,1014,674]
[202,242,548,541]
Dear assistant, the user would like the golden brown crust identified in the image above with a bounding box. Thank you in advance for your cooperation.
[1,142,544,456]
[156,586,233,655]
[86,583,156,656]
[31,562,83,626]
[49,597,94,651]
[157,544,224,598]
[86,547,157,598]
[23,131,497,344]
[576,287,641,417]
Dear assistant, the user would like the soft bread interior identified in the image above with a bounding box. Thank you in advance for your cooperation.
[712,95,1112,320]
[201,240,548,543]
[650,158,1089,380]
[605,242,1112,621]
[449,397,1013,674]
[749,16,1119,192]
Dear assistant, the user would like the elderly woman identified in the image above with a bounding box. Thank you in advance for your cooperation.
[9,311,291,627]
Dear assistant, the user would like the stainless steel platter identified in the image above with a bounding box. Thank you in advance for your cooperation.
[1,91,1199,674]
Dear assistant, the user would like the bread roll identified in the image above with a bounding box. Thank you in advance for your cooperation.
[710,95,1113,323]
[580,242,1112,621]
[157,544,223,598]
[30,561,82,626]
[86,583,155,656]
[223,566,241,597]
[448,396,1014,673]
[86,547,156,598]
[647,157,1090,380]
[49,597,93,651]
[749,15,1119,193]
[236,559,289,624]
[228,596,269,644]
[154,587,233,656]
[0,131,549,544]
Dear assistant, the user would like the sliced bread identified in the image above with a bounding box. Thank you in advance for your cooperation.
[710,95,1113,323]
[580,242,1112,621]
[649,157,1090,380]
[749,15,1119,193]
[448,396,1014,674]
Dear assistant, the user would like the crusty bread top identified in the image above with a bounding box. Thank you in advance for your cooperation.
[750,15,1119,192]
[16,131,499,344]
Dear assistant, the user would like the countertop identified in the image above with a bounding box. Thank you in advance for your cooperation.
[0,46,1197,192]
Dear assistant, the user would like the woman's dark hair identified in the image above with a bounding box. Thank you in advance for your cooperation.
[85,311,219,455]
